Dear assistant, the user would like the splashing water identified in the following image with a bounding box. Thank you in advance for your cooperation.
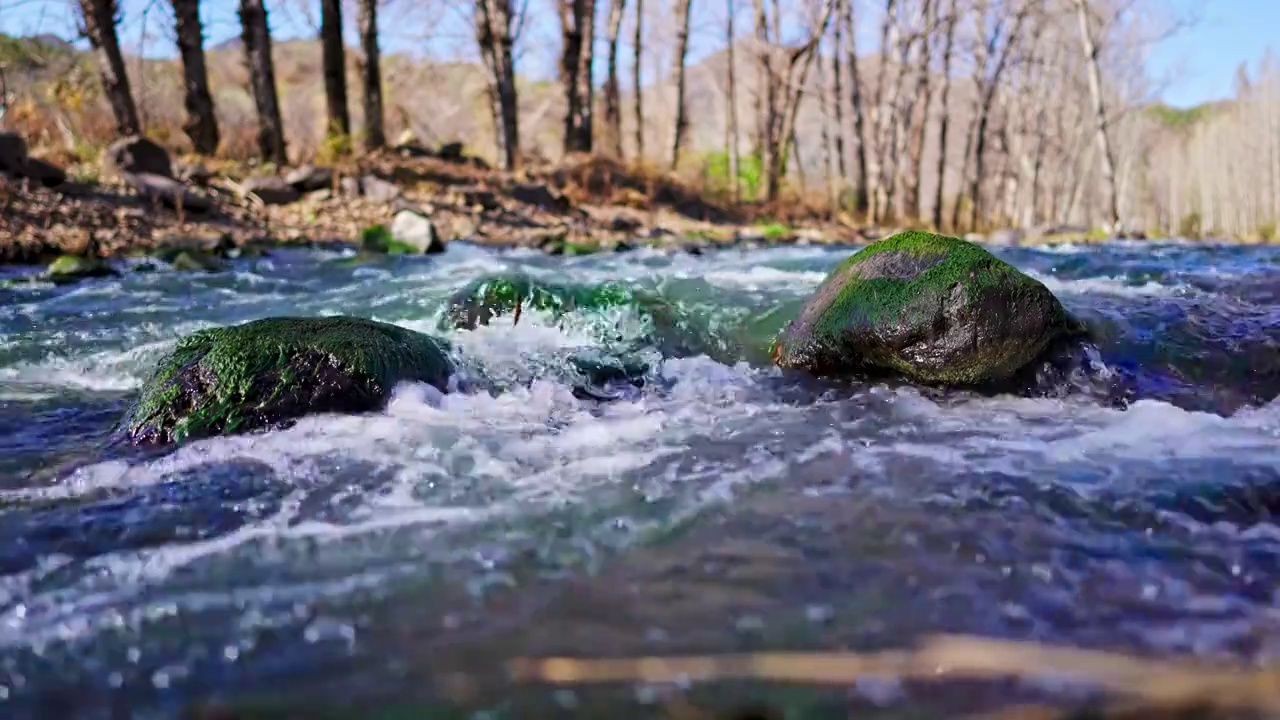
[0,241,1278,718]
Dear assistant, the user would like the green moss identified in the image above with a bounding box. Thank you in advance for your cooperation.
[360,224,394,252]
[168,250,225,272]
[758,222,792,240]
[127,316,454,443]
[44,255,116,283]
[445,273,637,329]
[774,230,1080,384]
[384,239,421,255]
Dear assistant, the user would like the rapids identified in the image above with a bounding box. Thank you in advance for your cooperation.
[0,240,1277,718]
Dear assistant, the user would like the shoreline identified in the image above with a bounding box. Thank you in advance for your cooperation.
[1,151,1263,271]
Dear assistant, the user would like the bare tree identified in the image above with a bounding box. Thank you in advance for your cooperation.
[559,0,596,154]
[603,0,628,157]
[726,0,741,200]
[840,0,871,215]
[238,0,287,163]
[633,0,645,158]
[320,0,351,140]
[669,0,694,168]
[358,0,385,151]
[476,0,520,169]
[931,0,958,229]
[170,0,218,154]
[76,0,140,136]
[867,0,899,220]
[955,0,1028,231]
[908,0,935,220]
[1073,0,1121,230]
[762,0,836,201]
[830,6,847,183]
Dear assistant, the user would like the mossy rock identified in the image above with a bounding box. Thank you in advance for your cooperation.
[43,255,118,284]
[444,273,638,330]
[126,316,455,444]
[167,250,226,272]
[771,231,1085,385]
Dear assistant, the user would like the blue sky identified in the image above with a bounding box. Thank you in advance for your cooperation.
[1145,0,1279,107]
[0,0,1274,109]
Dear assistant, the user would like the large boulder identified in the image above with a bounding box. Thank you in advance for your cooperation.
[126,316,455,443]
[0,132,28,173]
[771,231,1085,385]
[104,136,172,178]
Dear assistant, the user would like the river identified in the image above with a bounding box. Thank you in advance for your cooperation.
[0,240,1278,718]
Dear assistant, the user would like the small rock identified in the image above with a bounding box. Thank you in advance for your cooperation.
[43,255,118,284]
[168,250,225,272]
[285,164,334,192]
[390,209,445,254]
[339,176,361,196]
[609,215,642,233]
[307,189,333,202]
[122,172,212,212]
[241,176,300,205]
[394,143,432,159]
[436,141,464,161]
[104,136,172,178]
[449,187,499,210]
[18,157,66,187]
[176,162,213,186]
[360,175,401,203]
[510,183,571,212]
[0,132,28,173]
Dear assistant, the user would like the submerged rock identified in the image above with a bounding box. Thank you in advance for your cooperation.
[445,273,637,330]
[43,255,117,284]
[772,230,1084,385]
[126,316,455,443]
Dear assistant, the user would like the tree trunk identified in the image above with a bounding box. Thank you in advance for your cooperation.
[604,0,627,157]
[840,0,870,216]
[633,0,645,158]
[817,51,836,215]
[909,0,934,220]
[765,0,836,201]
[726,0,741,200]
[1073,0,1121,231]
[238,0,287,163]
[559,0,596,154]
[320,0,351,139]
[868,0,898,221]
[967,5,1027,231]
[752,0,777,199]
[358,0,385,151]
[830,6,847,184]
[77,0,140,137]
[475,0,520,169]
[931,0,956,229]
[170,0,218,154]
[669,0,694,169]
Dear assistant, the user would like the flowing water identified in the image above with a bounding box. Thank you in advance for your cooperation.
[0,241,1278,718]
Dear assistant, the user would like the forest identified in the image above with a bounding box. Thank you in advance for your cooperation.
[0,0,1277,240]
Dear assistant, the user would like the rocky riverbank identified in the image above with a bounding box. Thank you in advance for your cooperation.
[0,132,877,272]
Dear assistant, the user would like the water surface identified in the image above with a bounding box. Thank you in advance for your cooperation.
[1,241,1278,718]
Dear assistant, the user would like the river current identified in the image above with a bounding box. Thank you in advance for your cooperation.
[0,240,1278,718]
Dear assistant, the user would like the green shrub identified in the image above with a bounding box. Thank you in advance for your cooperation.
[1178,212,1202,239]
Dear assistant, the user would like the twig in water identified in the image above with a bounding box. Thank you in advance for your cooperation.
[507,634,1280,715]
